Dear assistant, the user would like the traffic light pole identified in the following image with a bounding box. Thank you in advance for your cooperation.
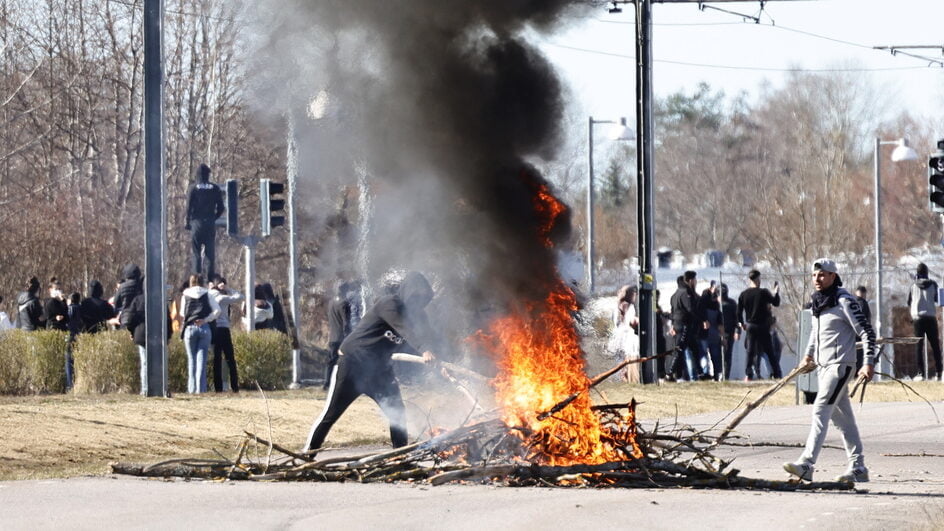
[242,235,259,332]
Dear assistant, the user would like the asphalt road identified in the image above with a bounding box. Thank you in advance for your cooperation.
[2,401,942,530]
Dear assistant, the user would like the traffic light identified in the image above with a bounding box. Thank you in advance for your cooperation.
[260,178,285,237]
[929,139,944,213]
[225,179,239,236]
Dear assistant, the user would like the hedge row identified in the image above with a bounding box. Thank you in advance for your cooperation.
[0,329,292,395]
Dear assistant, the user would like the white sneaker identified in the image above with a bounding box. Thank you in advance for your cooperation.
[835,466,870,483]
[783,462,814,481]
[914,375,925,382]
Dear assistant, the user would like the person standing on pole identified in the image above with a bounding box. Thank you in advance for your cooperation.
[736,270,781,380]
[784,258,876,483]
[907,263,942,381]
[185,164,225,280]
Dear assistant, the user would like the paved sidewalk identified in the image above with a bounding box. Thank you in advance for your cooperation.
[2,402,942,530]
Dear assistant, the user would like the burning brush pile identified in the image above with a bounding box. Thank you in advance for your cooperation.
[112,188,850,492]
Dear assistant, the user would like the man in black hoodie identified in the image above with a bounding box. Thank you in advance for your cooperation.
[304,272,440,453]
[16,277,44,331]
[718,284,738,381]
[43,278,68,331]
[323,280,360,390]
[185,163,225,280]
[114,264,143,318]
[80,280,115,333]
[669,271,703,381]
[736,269,781,380]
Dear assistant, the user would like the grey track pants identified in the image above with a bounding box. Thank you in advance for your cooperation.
[799,363,865,468]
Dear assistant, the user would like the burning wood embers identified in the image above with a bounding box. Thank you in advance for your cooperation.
[110,358,854,491]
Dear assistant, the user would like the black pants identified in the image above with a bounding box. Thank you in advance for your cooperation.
[323,348,340,390]
[913,316,943,378]
[670,324,702,380]
[744,323,776,380]
[213,326,239,392]
[305,354,407,452]
[721,333,735,380]
[190,219,216,279]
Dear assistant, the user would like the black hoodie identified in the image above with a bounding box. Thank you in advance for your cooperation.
[669,278,699,330]
[16,290,44,331]
[114,264,143,317]
[339,272,437,362]
[80,280,115,333]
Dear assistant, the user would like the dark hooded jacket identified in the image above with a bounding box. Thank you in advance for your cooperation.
[669,278,699,330]
[186,172,225,225]
[327,282,357,356]
[16,290,44,331]
[80,280,115,333]
[114,264,143,319]
[43,295,68,331]
[339,272,437,363]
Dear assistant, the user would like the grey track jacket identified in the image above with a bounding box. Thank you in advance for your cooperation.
[806,289,878,367]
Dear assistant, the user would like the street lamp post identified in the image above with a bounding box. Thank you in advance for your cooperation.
[587,116,634,294]
[873,137,918,378]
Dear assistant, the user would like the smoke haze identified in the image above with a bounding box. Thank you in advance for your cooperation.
[247,0,590,347]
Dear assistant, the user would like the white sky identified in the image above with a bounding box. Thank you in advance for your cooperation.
[540,0,944,131]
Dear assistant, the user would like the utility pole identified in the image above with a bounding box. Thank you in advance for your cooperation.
[286,114,301,387]
[608,0,807,383]
[143,0,167,397]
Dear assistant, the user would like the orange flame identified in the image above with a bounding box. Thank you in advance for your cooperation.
[475,180,638,465]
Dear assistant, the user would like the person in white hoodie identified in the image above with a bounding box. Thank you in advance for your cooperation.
[181,274,221,394]
[209,275,243,393]
[0,295,13,331]
[784,258,877,484]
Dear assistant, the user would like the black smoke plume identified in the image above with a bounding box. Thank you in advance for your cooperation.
[250,0,588,339]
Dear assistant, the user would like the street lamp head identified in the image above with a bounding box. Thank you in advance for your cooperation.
[610,117,636,141]
[890,138,918,162]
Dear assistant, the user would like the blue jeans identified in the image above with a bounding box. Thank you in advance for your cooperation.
[184,324,211,393]
[137,345,148,396]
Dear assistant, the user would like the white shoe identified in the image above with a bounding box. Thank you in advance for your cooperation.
[783,461,814,481]
[835,466,870,483]
[914,375,925,382]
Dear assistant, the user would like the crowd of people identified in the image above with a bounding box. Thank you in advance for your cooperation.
[1,266,289,395]
[607,261,944,383]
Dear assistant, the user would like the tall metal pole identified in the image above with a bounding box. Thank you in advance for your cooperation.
[635,0,657,382]
[244,238,256,332]
[286,115,301,387]
[873,137,886,379]
[587,116,596,294]
[143,0,167,397]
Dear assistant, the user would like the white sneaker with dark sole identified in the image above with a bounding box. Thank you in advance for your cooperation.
[835,466,870,483]
[783,462,814,481]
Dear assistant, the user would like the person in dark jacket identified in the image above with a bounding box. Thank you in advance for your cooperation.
[43,278,68,331]
[718,283,738,381]
[736,269,781,380]
[256,283,287,334]
[853,286,872,372]
[304,272,441,453]
[324,280,359,390]
[907,263,942,381]
[185,163,225,280]
[79,280,115,333]
[114,264,143,317]
[16,277,44,331]
[124,289,174,396]
[669,271,703,382]
[700,287,722,381]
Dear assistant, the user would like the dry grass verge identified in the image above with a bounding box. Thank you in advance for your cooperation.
[1,380,942,481]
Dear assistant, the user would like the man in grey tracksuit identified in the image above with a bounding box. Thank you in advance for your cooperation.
[784,258,876,484]
[907,263,942,381]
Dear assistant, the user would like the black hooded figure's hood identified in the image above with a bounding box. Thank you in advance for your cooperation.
[122,264,142,282]
[197,163,211,184]
[399,272,433,310]
[89,280,104,299]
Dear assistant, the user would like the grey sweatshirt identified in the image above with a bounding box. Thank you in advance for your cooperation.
[806,289,878,367]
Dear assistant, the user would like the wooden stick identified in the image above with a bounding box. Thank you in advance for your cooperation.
[244,431,312,462]
[711,362,814,449]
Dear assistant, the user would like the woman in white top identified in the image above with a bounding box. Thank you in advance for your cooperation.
[608,285,640,383]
